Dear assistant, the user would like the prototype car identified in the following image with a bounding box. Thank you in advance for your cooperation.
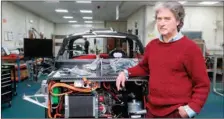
[24,28,149,118]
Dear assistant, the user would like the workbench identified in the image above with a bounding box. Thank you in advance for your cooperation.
[2,54,25,82]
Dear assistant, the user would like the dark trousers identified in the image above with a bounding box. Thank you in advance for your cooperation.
[146,109,182,118]
[85,49,89,54]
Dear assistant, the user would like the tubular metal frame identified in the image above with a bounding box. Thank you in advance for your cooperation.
[208,55,224,96]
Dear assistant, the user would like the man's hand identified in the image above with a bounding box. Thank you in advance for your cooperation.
[178,106,189,118]
[116,72,126,91]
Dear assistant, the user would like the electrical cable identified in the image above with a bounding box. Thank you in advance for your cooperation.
[103,82,110,90]
[47,78,99,118]
[48,81,54,118]
[103,82,120,101]
[134,81,143,86]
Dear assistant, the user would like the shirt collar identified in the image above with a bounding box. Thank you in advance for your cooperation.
[159,32,184,43]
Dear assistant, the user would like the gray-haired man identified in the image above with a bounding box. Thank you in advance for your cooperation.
[116,1,210,118]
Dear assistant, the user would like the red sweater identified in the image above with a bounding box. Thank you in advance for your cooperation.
[128,36,210,116]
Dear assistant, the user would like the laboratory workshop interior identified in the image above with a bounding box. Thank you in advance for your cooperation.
[1,0,224,118]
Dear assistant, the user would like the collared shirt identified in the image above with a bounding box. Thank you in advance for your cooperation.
[159,32,184,43]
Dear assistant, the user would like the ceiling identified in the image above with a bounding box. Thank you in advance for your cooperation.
[12,1,224,24]
[12,1,150,23]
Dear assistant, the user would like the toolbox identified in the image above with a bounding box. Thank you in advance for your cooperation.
[1,68,13,107]
[1,65,17,107]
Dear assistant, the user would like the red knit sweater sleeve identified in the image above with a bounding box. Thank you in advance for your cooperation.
[183,43,210,113]
[127,40,152,76]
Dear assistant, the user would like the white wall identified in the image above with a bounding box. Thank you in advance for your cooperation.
[182,7,223,53]
[128,5,224,54]
[54,23,105,35]
[144,6,158,46]
[127,6,146,45]
[105,21,127,32]
[2,1,55,50]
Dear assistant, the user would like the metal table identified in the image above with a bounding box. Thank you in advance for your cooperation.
[207,55,224,96]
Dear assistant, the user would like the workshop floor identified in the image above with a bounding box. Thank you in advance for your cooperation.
[1,75,224,118]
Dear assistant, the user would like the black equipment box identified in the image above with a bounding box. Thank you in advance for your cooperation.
[65,95,97,118]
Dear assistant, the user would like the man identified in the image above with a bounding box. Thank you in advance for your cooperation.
[84,38,90,54]
[116,1,210,118]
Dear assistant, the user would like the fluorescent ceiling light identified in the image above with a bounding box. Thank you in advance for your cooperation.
[84,21,93,23]
[69,21,77,23]
[55,9,68,13]
[63,16,73,19]
[198,1,219,5]
[85,24,93,27]
[83,17,93,19]
[72,24,92,27]
[80,10,92,13]
[94,21,104,24]
[72,24,82,27]
[29,20,33,23]
[76,1,91,3]
[179,1,187,4]
[45,0,59,3]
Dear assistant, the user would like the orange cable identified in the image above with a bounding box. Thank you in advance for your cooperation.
[47,78,99,118]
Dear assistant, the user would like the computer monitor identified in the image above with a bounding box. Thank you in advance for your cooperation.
[24,38,53,58]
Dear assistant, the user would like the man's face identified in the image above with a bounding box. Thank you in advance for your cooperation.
[156,7,179,35]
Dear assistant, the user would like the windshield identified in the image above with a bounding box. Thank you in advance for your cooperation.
[57,33,144,60]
